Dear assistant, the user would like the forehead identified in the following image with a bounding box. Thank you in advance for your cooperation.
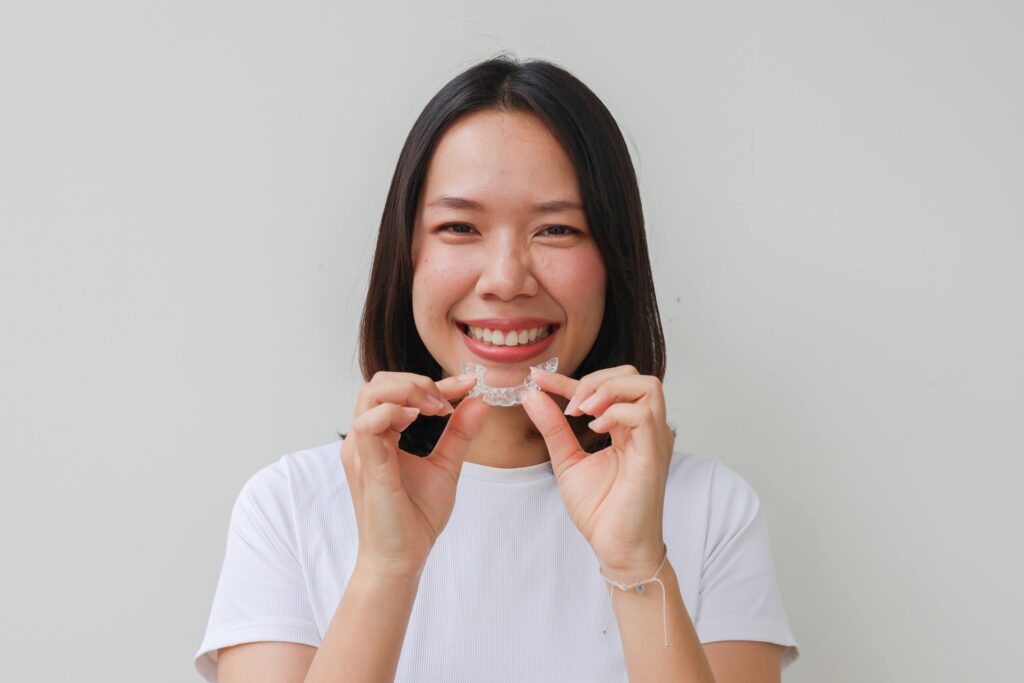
[420,109,581,204]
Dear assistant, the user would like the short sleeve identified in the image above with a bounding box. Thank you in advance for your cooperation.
[695,461,800,669]
[194,460,321,682]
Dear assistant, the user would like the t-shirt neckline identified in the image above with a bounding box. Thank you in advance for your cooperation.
[459,458,554,483]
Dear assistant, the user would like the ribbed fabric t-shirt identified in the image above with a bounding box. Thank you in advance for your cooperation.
[194,439,800,681]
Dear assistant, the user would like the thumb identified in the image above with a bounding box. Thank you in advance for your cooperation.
[428,396,490,475]
[522,390,585,474]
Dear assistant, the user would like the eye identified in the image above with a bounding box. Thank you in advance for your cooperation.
[437,223,477,235]
[540,225,581,236]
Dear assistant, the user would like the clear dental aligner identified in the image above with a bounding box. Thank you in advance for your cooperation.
[460,357,559,407]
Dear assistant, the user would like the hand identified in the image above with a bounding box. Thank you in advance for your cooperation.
[341,371,490,580]
[522,365,675,579]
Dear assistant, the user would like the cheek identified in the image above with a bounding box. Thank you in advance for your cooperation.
[538,249,606,326]
[412,248,477,322]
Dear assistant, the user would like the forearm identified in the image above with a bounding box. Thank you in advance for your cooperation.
[608,559,715,682]
[304,562,421,683]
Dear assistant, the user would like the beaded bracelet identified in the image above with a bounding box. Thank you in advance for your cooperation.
[599,543,669,648]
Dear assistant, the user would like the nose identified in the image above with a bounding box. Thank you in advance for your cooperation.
[474,234,540,300]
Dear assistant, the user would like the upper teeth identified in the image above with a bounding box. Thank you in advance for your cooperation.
[466,325,553,346]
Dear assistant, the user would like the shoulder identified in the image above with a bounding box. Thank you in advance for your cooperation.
[232,439,346,523]
[666,451,761,512]
[278,438,347,499]
[664,451,766,560]
[670,454,799,666]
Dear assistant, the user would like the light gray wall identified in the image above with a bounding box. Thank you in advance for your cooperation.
[2,1,1021,681]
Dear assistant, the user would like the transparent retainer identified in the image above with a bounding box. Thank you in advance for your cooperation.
[460,356,559,407]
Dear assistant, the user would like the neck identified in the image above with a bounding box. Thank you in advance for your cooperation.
[463,397,566,468]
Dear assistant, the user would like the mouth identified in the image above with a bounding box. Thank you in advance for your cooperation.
[456,322,560,362]
[458,323,558,347]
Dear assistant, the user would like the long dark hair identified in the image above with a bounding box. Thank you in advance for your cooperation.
[343,53,666,457]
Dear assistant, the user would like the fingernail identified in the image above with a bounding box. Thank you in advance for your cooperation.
[564,397,577,415]
[457,371,476,382]
[400,406,420,421]
[577,394,599,414]
[426,395,449,413]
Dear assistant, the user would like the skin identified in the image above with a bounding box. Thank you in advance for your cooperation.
[217,640,783,683]
[218,107,785,682]
[410,108,606,469]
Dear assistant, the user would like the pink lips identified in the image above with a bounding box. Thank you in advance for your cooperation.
[458,323,558,362]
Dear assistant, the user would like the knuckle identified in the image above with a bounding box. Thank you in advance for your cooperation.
[350,419,368,437]
[414,386,437,405]
[411,375,437,392]
[352,411,376,436]
[394,372,435,395]
[635,404,654,422]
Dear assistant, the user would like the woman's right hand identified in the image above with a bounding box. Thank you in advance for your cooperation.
[340,371,489,580]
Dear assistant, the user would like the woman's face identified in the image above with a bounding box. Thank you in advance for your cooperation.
[411,109,607,387]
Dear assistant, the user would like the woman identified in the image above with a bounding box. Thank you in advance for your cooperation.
[195,55,799,682]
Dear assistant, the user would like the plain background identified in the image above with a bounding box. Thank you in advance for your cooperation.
[2,1,1022,681]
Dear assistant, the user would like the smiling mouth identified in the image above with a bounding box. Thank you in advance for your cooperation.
[457,323,559,347]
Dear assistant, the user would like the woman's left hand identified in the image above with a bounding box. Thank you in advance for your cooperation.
[522,365,675,580]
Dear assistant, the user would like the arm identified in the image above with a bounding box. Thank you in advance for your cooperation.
[219,642,317,683]
[302,562,423,683]
[703,641,783,683]
[299,377,486,683]
[608,558,715,682]
[217,562,421,683]
[610,559,783,682]
[522,371,794,680]
[300,376,485,682]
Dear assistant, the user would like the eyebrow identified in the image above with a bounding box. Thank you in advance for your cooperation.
[426,196,583,213]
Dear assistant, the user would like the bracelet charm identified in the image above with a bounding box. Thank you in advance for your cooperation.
[599,544,670,648]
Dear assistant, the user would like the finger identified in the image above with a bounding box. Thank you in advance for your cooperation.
[435,372,479,401]
[351,403,421,480]
[359,373,462,417]
[521,390,586,474]
[586,403,662,462]
[529,365,578,401]
[574,375,665,423]
[428,396,491,476]
[563,364,640,417]
[352,402,421,438]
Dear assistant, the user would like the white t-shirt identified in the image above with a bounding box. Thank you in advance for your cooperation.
[195,439,800,681]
